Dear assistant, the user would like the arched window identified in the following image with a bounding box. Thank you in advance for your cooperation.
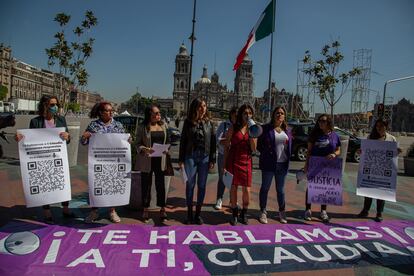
[180,81,184,89]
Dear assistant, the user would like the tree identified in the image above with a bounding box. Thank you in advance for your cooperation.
[303,41,360,123]
[67,102,81,112]
[45,10,98,111]
[0,85,8,101]
[120,92,154,115]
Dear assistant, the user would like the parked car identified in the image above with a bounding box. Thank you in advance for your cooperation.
[113,115,181,144]
[289,122,361,162]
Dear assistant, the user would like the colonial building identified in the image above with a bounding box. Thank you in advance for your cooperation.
[0,43,105,113]
[172,43,191,116]
[234,54,254,106]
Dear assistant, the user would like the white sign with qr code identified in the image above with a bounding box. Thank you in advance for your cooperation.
[357,139,398,202]
[18,127,71,207]
[88,133,131,207]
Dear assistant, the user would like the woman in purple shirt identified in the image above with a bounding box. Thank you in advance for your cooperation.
[304,114,341,222]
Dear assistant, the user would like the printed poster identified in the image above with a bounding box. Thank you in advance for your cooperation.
[307,156,343,205]
[18,127,71,207]
[357,139,398,202]
[88,133,131,207]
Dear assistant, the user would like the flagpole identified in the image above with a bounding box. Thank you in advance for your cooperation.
[267,0,276,122]
[187,0,197,115]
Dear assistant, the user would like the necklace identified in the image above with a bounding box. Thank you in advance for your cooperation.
[275,126,282,133]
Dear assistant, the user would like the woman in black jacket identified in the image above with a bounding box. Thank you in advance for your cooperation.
[15,95,73,222]
[179,98,216,224]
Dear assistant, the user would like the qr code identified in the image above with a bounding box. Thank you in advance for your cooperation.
[363,149,393,177]
[27,159,65,194]
[93,164,127,196]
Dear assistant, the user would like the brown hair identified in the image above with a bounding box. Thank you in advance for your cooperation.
[38,95,60,116]
[187,98,209,124]
[308,113,334,144]
[369,118,389,140]
[270,106,288,131]
[89,101,112,119]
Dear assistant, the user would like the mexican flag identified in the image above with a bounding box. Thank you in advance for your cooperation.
[233,0,275,71]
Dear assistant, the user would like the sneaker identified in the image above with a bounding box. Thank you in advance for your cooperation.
[320,210,330,223]
[214,198,223,210]
[279,211,287,224]
[110,210,121,223]
[304,209,312,221]
[259,211,268,224]
[85,210,99,223]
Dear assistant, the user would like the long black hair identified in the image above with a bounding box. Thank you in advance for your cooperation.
[38,95,60,116]
[308,113,334,144]
[142,103,164,129]
[187,98,209,124]
[234,103,254,132]
[369,118,388,140]
[270,106,288,131]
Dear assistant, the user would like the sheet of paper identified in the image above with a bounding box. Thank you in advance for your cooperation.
[223,170,234,189]
[149,143,170,157]
[18,127,71,207]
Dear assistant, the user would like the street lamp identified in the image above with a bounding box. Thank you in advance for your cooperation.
[382,75,414,105]
[187,0,197,115]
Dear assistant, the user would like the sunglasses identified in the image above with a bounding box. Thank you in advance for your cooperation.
[49,103,57,107]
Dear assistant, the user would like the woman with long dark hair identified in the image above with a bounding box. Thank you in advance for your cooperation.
[257,106,292,224]
[15,95,73,223]
[304,114,341,222]
[224,104,257,225]
[81,101,128,223]
[357,118,399,222]
[136,104,170,222]
[179,98,216,225]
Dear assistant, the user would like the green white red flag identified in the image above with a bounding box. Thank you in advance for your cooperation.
[233,0,275,71]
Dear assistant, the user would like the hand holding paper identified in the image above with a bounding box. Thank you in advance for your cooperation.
[149,143,170,157]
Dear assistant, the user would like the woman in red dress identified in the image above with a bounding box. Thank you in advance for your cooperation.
[224,104,257,225]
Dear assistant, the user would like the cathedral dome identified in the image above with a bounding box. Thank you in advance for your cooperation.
[178,43,188,56]
[198,65,211,84]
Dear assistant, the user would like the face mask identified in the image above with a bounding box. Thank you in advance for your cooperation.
[49,105,58,114]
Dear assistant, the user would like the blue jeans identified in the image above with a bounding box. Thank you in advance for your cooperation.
[259,162,288,212]
[216,153,225,200]
[185,150,209,206]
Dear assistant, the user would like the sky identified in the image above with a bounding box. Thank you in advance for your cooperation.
[1,0,413,114]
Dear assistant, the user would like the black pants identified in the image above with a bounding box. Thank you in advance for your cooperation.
[305,189,327,211]
[363,197,385,214]
[141,169,166,208]
[43,201,69,210]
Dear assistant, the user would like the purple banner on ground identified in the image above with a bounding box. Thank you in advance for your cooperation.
[307,156,343,205]
[1,220,414,275]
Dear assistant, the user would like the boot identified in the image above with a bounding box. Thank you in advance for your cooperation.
[240,208,248,225]
[230,207,238,226]
[186,205,193,225]
[194,204,204,225]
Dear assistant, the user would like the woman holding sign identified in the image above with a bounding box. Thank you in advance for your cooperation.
[304,114,341,223]
[224,104,257,226]
[136,104,171,222]
[179,98,216,225]
[357,118,399,222]
[15,95,73,223]
[81,102,127,223]
[257,106,292,224]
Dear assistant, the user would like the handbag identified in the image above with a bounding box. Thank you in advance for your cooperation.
[164,153,174,176]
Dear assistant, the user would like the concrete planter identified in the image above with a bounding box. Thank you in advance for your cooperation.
[403,157,414,176]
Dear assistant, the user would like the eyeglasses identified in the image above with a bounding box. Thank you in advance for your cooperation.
[275,112,285,116]
[103,109,114,113]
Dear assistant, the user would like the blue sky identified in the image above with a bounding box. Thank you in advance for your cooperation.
[1,0,413,114]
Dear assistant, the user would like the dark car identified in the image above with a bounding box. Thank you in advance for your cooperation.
[289,122,361,162]
[113,115,181,144]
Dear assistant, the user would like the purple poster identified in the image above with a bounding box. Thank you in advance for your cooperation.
[307,156,343,205]
[1,220,414,275]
